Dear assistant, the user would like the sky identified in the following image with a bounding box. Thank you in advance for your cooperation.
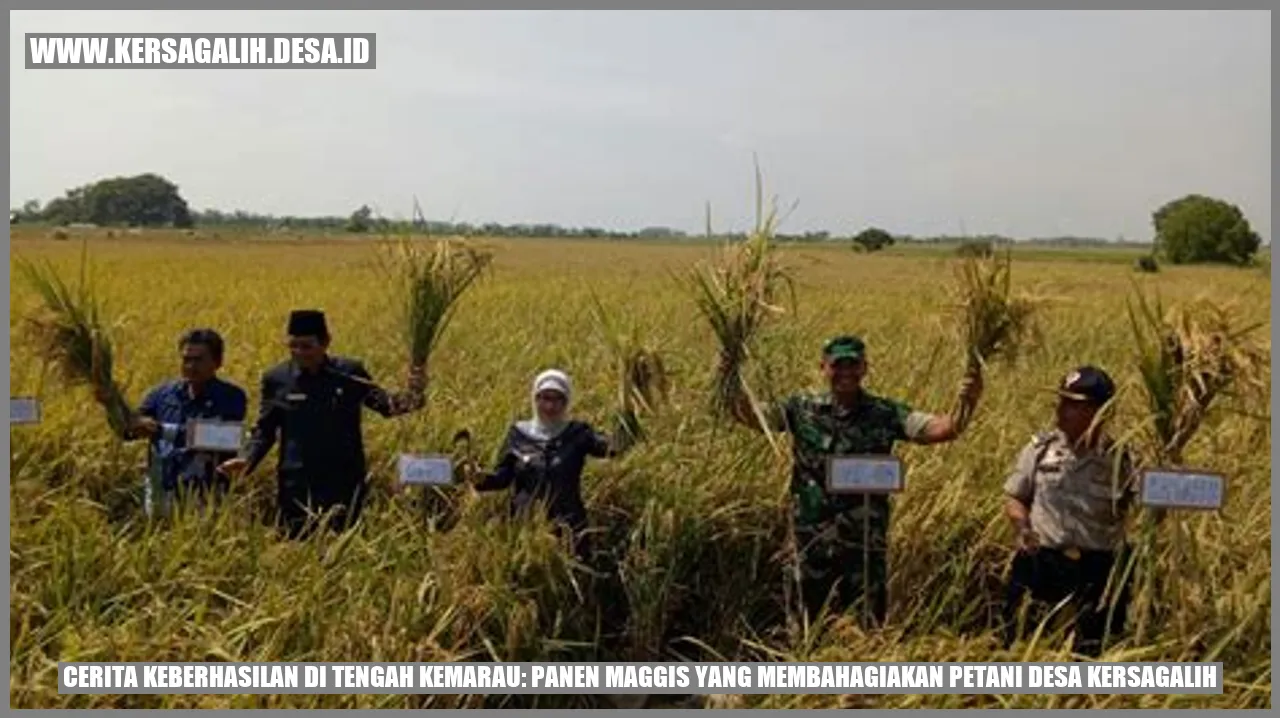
[9,10,1272,240]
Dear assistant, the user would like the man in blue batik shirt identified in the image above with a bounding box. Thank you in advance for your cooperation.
[119,329,248,518]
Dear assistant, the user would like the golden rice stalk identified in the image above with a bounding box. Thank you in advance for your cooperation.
[377,235,492,369]
[15,242,133,437]
[950,248,1042,375]
[587,289,670,445]
[686,159,797,416]
[1122,284,1268,645]
[947,249,1042,431]
[624,350,670,414]
[1126,285,1269,465]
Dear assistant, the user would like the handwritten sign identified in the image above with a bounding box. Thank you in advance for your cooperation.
[1140,469,1225,511]
[397,454,455,486]
[187,420,244,452]
[10,397,41,425]
[826,455,904,494]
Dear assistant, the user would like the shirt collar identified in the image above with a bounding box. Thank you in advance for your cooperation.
[1051,428,1113,459]
[176,377,221,401]
[291,355,332,379]
[824,389,869,416]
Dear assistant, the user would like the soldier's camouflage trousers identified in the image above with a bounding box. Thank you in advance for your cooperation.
[792,494,890,626]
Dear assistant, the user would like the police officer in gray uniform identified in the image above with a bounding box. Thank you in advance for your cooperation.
[1000,365,1138,657]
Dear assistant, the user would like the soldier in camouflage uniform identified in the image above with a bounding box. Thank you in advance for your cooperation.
[725,335,983,626]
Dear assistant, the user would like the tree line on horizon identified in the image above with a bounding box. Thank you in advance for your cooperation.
[9,172,1265,266]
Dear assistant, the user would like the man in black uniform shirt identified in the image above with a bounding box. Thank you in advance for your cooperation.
[219,309,426,538]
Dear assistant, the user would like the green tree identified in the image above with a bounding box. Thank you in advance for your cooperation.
[1153,194,1261,266]
[852,227,895,252]
[955,239,994,258]
[19,199,41,221]
[38,174,192,227]
[346,205,373,233]
[1134,255,1160,273]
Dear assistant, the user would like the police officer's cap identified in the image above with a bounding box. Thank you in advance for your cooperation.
[1056,365,1115,406]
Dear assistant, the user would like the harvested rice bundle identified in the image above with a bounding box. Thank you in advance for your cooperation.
[948,249,1042,431]
[377,235,492,370]
[16,244,133,437]
[687,164,796,417]
[587,289,669,445]
[950,248,1041,374]
[1121,286,1269,643]
[1126,287,1268,465]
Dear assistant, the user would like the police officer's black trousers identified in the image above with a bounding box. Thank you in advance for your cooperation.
[277,471,366,540]
[1001,547,1132,657]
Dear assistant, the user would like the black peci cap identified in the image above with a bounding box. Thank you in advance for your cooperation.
[287,309,329,339]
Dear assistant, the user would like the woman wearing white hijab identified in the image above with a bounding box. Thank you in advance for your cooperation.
[470,368,634,559]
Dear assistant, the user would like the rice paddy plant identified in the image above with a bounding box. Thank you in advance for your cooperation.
[1125,284,1269,465]
[945,249,1044,432]
[685,161,797,418]
[14,240,134,437]
[1120,283,1271,645]
[950,249,1043,375]
[585,287,670,446]
[7,228,1271,708]
[374,234,493,370]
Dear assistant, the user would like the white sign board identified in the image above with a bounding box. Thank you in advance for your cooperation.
[10,397,41,425]
[1140,469,1226,511]
[187,420,244,452]
[826,455,904,494]
[397,454,455,486]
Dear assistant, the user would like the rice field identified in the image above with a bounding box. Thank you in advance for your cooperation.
[7,227,1272,708]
